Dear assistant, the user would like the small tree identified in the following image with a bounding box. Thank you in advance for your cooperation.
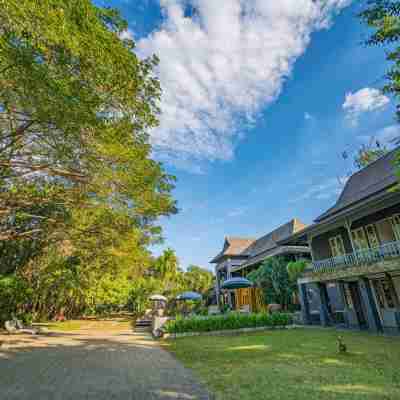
[247,257,294,310]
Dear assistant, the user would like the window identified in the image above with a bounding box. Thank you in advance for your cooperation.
[365,224,379,248]
[373,279,397,309]
[391,214,400,241]
[329,235,345,257]
[344,285,354,309]
[351,228,369,250]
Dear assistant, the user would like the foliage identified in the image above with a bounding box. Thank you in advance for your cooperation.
[0,274,32,325]
[360,0,400,120]
[182,265,214,295]
[164,329,400,400]
[164,312,292,334]
[0,1,178,321]
[286,259,308,282]
[0,0,176,260]
[247,257,294,309]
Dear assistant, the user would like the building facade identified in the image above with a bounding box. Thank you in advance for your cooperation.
[283,150,400,334]
[211,219,310,311]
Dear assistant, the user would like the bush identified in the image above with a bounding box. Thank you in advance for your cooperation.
[0,275,32,326]
[164,312,292,334]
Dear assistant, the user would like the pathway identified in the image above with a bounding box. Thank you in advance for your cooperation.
[0,326,211,400]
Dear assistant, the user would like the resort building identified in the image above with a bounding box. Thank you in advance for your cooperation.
[211,219,310,311]
[282,150,400,334]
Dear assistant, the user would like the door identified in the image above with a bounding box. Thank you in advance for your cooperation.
[348,282,368,329]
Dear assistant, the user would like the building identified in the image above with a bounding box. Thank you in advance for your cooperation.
[210,219,310,311]
[282,150,400,334]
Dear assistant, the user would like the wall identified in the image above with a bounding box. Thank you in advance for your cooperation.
[351,204,400,230]
[312,227,352,261]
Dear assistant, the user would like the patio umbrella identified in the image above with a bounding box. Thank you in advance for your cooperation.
[176,291,202,301]
[221,277,253,290]
[149,294,168,302]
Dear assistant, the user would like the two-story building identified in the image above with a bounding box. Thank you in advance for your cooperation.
[282,150,400,334]
[211,219,310,310]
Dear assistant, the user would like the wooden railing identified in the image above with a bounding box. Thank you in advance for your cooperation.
[312,240,400,273]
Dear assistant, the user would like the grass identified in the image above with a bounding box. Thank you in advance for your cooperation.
[35,316,133,332]
[162,328,400,400]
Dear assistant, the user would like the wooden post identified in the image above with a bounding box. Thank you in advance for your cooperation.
[344,219,356,253]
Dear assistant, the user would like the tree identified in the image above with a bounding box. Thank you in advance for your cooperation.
[247,257,294,309]
[0,0,177,247]
[360,1,400,120]
[0,1,178,321]
[182,265,214,295]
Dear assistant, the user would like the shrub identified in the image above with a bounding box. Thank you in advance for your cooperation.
[0,275,32,326]
[164,312,292,334]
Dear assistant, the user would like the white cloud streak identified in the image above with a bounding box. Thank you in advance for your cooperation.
[137,0,351,168]
[343,87,389,125]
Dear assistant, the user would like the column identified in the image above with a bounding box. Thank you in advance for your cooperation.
[215,268,221,310]
[359,277,382,332]
[317,283,331,327]
[337,281,349,327]
[298,283,311,325]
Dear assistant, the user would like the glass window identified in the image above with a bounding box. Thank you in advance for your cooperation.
[365,224,380,248]
[373,279,396,309]
[351,228,369,250]
[329,235,345,257]
[391,215,400,241]
[344,285,354,309]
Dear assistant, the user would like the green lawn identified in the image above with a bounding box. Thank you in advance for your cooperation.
[35,317,133,332]
[163,328,400,400]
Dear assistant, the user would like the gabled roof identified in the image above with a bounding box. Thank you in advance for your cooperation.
[210,237,256,263]
[315,149,398,223]
[241,219,307,259]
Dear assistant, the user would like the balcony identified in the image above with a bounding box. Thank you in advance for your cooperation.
[312,240,400,273]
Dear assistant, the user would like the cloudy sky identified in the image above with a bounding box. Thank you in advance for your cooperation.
[101,0,398,271]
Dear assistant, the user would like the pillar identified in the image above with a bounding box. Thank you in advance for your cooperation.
[359,277,382,332]
[337,281,349,327]
[298,283,311,325]
[317,283,331,327]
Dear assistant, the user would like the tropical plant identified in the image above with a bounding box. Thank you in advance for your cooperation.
[247,257,294,310]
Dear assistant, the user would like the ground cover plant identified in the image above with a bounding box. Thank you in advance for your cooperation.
[163,328,400,400]
[164,312,292,334]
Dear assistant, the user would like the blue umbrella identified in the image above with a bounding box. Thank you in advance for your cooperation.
[176,291,202,301]
[221,277,253,290]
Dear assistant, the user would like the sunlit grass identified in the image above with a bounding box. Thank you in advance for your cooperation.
[36,317,133,332]
[162,328,400,400]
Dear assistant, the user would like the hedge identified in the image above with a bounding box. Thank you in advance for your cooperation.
[164,312,292,334]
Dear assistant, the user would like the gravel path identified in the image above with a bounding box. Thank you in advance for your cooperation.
[0,328,211,400]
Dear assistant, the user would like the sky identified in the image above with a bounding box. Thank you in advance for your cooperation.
[101,0,399,271]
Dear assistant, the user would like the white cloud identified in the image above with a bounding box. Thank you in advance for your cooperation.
[119,28,135,41]
[358,124,400,147]
[137,0,351,168]
[343,88,389,125]
[227,207,247,218]
[291,176,347,203]
[304,112,313,120]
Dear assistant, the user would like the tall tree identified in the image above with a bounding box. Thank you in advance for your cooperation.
[0,1,177,269]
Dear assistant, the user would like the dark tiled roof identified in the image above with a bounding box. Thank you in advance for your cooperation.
[210,237,256,263]
[315,149,398,222]
[241,219,307,259]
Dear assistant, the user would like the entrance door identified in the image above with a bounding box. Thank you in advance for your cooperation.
[348,282,368,329]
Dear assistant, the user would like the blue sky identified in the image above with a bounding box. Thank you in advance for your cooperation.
[103,0,399,271]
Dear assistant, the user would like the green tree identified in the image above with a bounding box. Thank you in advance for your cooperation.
[182,265,214,295]
[247,257,294,310]
[0,0,177,249]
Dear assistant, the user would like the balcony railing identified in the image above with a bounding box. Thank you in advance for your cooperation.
[312,240,400,273]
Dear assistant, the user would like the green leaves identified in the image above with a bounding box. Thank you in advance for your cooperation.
[164,312,293,334]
